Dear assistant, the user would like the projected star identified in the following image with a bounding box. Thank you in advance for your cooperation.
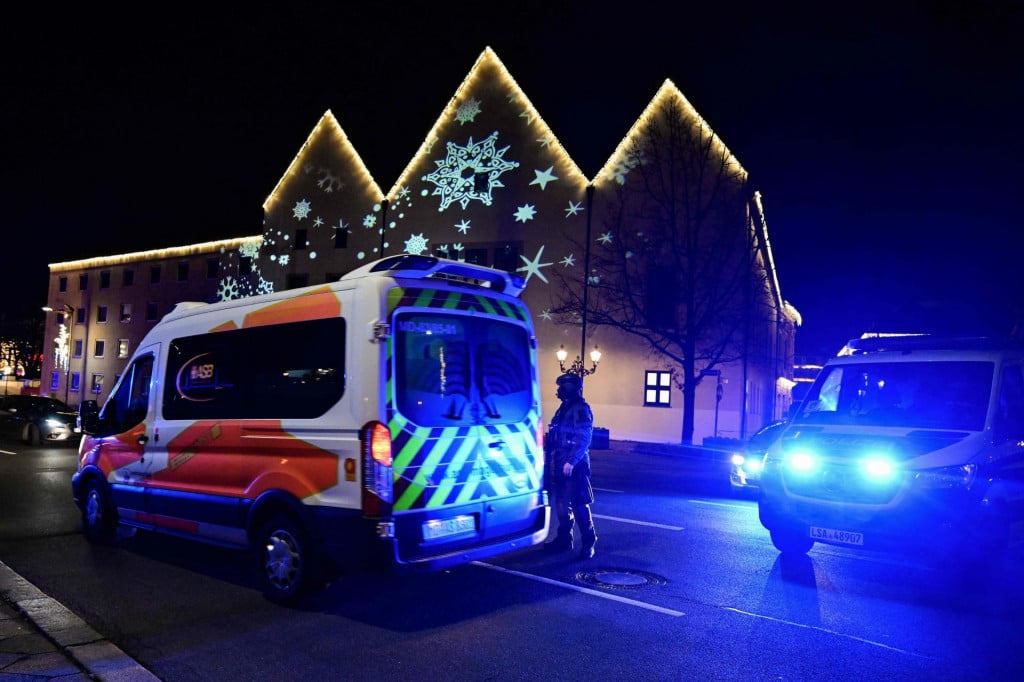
[404,233,429,255]
[422,131,520,211]
[565,201,583,217]
[598,231,613,245]
[537,137,553,148]
[530,167,558,190]
[292,199,312,220]
[514,204,537,223]
[332,219,349,240]
[313,217,324,227]
[540,309,553,321]
[516,245,552,284]
[455,97,482,125]
[560,254,576,267]
[455,219,471,234]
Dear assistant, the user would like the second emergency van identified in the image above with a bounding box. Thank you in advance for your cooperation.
[72,255,550,601]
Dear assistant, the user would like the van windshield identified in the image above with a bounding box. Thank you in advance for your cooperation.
[795,360,994,431]
[394,311,533,426]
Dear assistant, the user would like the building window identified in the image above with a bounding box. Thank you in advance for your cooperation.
[206,258,219,279]
[464,248,488,266]
[493,242,521,272]
[97,305,108,323]
[100,271,111,289]
[79,274,88,291]
[325,273,342,283]
[49,372,60,391]
[59,277,67,292]
[644,370,672,407]
[73,339,83,358]
[71,373,81,393]
[334,228,347,249]
[285,274,309,289]
[146,302,158,321]
[177,262,189,281]
[91,374,104,395]
[295,229,308,250]
[123,268,135,286]
[120,303,132,323]
[150,266,161,284]
[75,308,85,325]
[239,258,252,276]
[117,339,129,358]
[94,340,105,358]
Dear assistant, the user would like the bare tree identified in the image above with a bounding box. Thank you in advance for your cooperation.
[0,313,44,380]
[552,94,775,444]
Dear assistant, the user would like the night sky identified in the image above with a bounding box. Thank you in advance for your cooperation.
[4,2,1021,357]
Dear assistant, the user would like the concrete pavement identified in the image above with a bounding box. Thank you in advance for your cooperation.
[0,560,158,681]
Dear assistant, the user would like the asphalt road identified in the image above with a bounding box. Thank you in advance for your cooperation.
[1,438,1021,681]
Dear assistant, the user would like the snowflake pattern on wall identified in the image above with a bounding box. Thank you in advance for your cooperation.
[316,168,344,193]
[529,166,558,190]
[514,204,537,223]
[455,97,482,125]
[422,131,519,211]
[404,233,429,255]
[565,201,583,217]
[239,241,260,259]
[455,219,471,234]
[516,245,552,284]
[292,199,311,220]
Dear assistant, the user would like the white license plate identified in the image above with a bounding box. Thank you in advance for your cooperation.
[810,526,864,546]
[422,515,476,541]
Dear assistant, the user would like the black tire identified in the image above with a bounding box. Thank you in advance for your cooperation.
[81,478,117,544]
[770,526,814,555]
[255,513,315,604]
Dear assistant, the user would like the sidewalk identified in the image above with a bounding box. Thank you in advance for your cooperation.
[0,560,158,681]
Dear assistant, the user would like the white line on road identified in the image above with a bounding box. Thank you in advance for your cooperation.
[593,486,624,493]
[689,499,748,509]
[0,449,16,456]
[723,607,935,659]
[472,561,686,617]
[592,514,684,531]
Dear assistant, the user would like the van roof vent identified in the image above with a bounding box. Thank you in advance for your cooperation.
[351,255,526,296]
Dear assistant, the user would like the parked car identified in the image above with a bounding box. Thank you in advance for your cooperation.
[0,395,78,445]
[730,420,787,495]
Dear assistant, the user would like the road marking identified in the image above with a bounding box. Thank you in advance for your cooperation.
[724,607,935,659]
[0,449,16,456]
[593,486,624,493]
[690,499,747,509]
[473,561,685,617]
[592,514,684,531]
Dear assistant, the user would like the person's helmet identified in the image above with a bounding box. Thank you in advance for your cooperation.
[556,373,583,393]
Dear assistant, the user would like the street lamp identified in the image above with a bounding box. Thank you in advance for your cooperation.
[556,344,601,377]
[42,304,75,404]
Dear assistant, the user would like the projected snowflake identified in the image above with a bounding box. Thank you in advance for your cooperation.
[514,204,537,223]
[239,241,260,259]
[316,168,343,193]
[217,277,241,301]
[404,233,429,255]
[565,201,583,217]
[598,231,613,245]
[292,199,311,220]
[422,131,519,211]
[560,254,576,267]
[455,219,471,234]
[455,97,482,125]
[516,245,552,285]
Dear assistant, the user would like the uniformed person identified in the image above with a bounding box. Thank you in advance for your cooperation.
[545,372,597,559]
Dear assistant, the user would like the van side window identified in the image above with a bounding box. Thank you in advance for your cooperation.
[162,318,345,420]
[99,354,154,434]
[995,365,1024,444]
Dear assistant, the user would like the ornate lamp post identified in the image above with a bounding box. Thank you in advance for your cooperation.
[42,304,75,404]
[556,344,601,377]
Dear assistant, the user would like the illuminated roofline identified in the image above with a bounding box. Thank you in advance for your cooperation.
[386,46,588,200]
[592,79,747,186]
[751,191,800,325]
[48,235,263,272]
[263,110,384,211]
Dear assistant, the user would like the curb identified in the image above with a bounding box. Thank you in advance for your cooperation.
[0,560,159,681]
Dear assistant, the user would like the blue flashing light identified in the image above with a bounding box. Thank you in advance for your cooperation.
[745,458,764,474]
[861,455,898,481]
[730,453,745,467]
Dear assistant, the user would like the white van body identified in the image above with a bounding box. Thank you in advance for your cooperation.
[758,336,1024,563]
[72,255,549,601]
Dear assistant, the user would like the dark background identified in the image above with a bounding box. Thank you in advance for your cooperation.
[4,1,1021,356]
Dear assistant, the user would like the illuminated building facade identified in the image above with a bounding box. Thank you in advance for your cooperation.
[41,47,797,444]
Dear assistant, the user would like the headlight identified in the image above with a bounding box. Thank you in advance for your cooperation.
[860,454,898,483]
[915,463,977,489]
[44,418,64,428]
[730,453,745,467]
[784,450,818,474]
[744,458,764,474]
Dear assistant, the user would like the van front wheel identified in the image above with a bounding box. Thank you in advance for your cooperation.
[81,478,116,544]
[770,526,814,555]
[255,513,313,603]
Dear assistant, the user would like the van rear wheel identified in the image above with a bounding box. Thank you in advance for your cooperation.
[255,513,314,603]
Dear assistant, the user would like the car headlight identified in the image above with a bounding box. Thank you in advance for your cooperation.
[914,463,977,489]
[860,454,899,483]
[44,418,65,428]
[730,453,745,467]
[744,457,763,474]
[784,450,818,474]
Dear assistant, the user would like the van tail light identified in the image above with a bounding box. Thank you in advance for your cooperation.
[360,421,393,516]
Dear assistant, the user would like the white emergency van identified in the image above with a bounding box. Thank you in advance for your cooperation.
[758,335,1024,566]
[72,255,549,601]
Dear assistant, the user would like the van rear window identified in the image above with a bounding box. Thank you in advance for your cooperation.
[163,317,345,420]
[394,311,532,426]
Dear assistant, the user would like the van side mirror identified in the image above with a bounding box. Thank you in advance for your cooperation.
[78,400,100,435]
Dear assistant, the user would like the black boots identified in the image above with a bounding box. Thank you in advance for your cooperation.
[543,534,574,553]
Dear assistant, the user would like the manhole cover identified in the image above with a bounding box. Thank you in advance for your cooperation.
[575,568,668,590]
